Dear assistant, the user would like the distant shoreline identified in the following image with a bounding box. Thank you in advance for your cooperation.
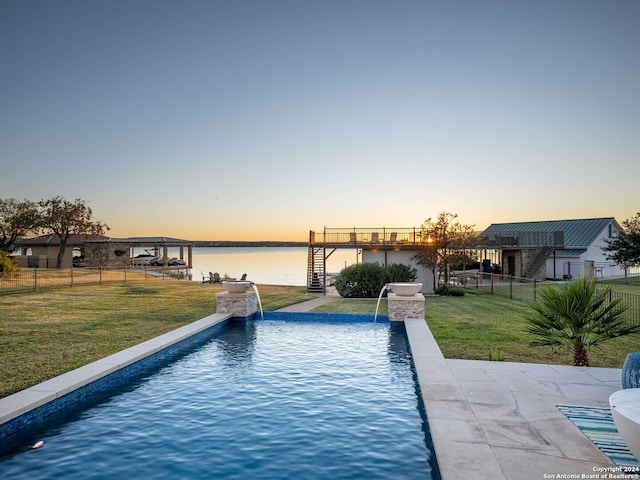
[192,241,307,248]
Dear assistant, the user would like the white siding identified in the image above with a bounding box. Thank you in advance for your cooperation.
[361,249,435,293]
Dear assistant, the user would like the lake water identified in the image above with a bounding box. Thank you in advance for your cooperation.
[149,247,360,286]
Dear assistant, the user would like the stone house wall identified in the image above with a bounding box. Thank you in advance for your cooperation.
[84,242,131,268]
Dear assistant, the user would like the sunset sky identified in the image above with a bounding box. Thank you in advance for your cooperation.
[1,0,638,241]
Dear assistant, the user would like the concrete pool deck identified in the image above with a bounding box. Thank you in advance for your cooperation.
[282,294,625,480]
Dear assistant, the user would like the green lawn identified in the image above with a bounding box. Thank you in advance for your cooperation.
[0,280,309,399]
[311,290,640,368]
[1,279,638,400]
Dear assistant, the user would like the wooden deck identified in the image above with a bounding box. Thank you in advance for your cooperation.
[306,227,428,293]
[309,227,426,249]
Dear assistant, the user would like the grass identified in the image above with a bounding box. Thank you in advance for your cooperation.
[311,289,640,369]
[0,280,309,399]
[600,275,640,293]
[1,278,638,400]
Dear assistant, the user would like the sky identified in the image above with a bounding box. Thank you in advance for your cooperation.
[1,0,638,241]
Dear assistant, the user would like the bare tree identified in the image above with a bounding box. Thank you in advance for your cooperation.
[38,196,109,268]
[0,198,40,253]
[413,212,477,284]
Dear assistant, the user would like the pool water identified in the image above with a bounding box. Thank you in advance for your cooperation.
[0,319,437,479]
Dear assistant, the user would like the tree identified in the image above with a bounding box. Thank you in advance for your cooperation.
[412,212,477,284]
[526,278,639,366]
[0,198,40,253]
[602,212,640,268]
[0,250,19,276]
[37,196,109,268]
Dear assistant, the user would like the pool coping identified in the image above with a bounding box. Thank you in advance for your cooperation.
[404,318,506,480]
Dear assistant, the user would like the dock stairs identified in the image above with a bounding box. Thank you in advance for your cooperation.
[307,246,325,293]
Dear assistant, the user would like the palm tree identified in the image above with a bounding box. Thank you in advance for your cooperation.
[526,277,640,366]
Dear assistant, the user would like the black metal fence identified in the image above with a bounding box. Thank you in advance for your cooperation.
[470,273,545,303]
[0,266,191,296]
[464,273,640,327]
[604,288,640,328]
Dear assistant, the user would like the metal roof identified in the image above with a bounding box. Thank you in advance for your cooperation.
[89,236,191,245]
[480,217,618,248]
[554,249,587,257]
[19,234,108,246]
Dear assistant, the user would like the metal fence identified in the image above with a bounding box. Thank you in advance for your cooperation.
[0,267,191,296]
[315,227,423,245]
[468,273,544,303]
[604,288,640,328]
[464,273,640,327]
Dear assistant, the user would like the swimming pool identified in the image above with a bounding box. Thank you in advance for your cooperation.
[0,314,438,479]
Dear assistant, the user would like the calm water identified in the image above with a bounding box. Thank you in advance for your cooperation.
[155,246,360,286]
[0,319,435,479]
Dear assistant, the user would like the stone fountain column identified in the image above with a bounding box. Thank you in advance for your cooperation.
[387,293,425,322]
[216,291,258,318]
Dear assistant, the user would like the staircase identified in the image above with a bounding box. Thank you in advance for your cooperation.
[307,246,325,293]
[524,247,553,279]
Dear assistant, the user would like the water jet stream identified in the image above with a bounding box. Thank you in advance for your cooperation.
[250,282,264,320]
[374,284,388,323]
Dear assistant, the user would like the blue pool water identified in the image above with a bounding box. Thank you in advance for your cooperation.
[0,316,437,479]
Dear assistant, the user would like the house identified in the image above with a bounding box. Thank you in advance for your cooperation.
[17,234,107,268]
[477,217,625,280]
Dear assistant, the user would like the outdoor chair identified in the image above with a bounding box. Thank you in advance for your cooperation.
[202,272,215,284]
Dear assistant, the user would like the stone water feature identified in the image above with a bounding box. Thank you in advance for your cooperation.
[375,282,425,322]
[216,281,263,319]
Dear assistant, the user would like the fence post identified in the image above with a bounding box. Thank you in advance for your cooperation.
[100,266,103,285]
[70,267,74,287]
[490,273,494,294]
[509,276,513,299]
[533,279,537,302]
[34,268,37,292]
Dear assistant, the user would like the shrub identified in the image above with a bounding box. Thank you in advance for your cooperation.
[334,263,386,298]
[0,251,19,276]
[334,262,417,298]
[526,277,640,366]
[384,263,418,283]
[435,284,465,296]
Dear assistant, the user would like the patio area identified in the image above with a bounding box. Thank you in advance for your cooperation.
[443,358,624,479]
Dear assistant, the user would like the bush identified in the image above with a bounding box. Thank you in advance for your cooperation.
[0,251,19,276]
[384,263,418,283]
[334,262,417,298]
[435,284,465,296]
